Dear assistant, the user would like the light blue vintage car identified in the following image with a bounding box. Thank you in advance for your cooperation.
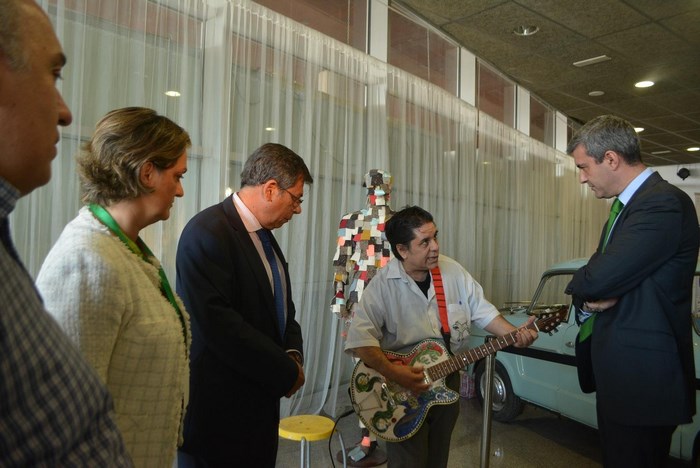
[469,258,700,464]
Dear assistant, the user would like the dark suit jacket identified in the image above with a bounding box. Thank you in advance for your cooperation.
[176,196,303,466]
[566,171,699,426]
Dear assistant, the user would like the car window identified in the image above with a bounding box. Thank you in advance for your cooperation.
[530,272,572,320]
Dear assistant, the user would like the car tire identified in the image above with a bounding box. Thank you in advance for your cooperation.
[474,360,524,422]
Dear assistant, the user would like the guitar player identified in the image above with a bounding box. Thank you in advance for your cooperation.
[345,206,538,468]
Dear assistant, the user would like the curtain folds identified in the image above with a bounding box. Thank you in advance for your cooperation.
[11,0,607,418]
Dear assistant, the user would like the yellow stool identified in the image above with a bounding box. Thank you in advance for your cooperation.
[279,415,347,468]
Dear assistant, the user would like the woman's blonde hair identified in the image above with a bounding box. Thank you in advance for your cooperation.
[78,107,191,205]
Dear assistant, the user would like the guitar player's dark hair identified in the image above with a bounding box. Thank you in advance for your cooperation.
[385,205,434,260]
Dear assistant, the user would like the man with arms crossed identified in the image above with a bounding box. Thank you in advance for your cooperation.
[566,115,699,467]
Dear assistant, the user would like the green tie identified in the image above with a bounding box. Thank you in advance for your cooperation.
[579,198,624,342]
[602,198,624,252]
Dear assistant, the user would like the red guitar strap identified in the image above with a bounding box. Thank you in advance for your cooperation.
[431,266,452,354]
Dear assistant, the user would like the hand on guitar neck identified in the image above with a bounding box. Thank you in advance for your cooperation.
[511,315,539,348]
[353,345,431,394]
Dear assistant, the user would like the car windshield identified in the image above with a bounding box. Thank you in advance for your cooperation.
[526,267,700,336]
[530,272,572,319]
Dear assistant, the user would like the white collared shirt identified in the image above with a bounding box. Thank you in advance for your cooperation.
[609,167,654,234]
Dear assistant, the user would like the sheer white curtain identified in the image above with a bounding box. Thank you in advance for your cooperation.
[384,68,479,273]
[475,114,607,305]
[10,0,607,419]
[14,0,205,279]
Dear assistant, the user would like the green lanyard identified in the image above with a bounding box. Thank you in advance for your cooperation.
[88,204,188,348]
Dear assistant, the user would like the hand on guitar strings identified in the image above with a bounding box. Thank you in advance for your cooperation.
[387,363,431,395]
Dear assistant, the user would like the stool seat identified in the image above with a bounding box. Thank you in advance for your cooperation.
[279,415,346,467]
[279,415,335,442]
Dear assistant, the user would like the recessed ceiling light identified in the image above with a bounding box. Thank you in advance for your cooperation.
[588,90,605,97]
[513,25,539,36]
[634,127,644,133]
[573,55,611,67]
[164,90,181,97]
[265,127,275,132]
[634,81,654,88]
[688,147,700,152]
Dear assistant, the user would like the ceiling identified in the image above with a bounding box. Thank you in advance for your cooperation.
[391,0,700,167]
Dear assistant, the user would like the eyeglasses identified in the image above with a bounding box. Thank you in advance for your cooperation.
[280,187,304,208]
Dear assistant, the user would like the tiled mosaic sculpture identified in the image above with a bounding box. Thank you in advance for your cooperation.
[331,170,394,328]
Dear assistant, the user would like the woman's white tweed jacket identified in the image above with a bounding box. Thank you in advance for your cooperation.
[37,207,190,468]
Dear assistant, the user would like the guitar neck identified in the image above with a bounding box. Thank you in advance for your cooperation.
[427,329,521,382]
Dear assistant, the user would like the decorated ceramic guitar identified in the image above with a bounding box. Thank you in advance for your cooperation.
[349,308,566,441]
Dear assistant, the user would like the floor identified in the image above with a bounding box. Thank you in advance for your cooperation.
[276,396,696,467]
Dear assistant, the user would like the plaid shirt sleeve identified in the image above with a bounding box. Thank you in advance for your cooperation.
[0,212,132,466]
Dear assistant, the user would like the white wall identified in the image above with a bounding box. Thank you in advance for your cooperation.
[655,163,700,205]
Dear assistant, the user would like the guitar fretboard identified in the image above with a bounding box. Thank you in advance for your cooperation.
[424,310,563,383]
[426,331,519,381]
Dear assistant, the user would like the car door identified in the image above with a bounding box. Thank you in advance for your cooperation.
[521,271,598,428]
[553,302,597,428]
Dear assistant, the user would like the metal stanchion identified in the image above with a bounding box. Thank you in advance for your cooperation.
[480,337,496,468]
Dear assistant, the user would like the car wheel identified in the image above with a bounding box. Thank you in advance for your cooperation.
[474,360,524,422]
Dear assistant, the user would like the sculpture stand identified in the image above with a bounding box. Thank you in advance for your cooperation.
[336,442,387,467]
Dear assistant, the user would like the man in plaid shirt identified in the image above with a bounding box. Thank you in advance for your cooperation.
[0,0,131,465]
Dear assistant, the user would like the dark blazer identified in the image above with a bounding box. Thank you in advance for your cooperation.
[567,171,699,426]
[176,196,303,467]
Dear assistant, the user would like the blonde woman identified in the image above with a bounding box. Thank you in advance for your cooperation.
[37,107,191,468]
